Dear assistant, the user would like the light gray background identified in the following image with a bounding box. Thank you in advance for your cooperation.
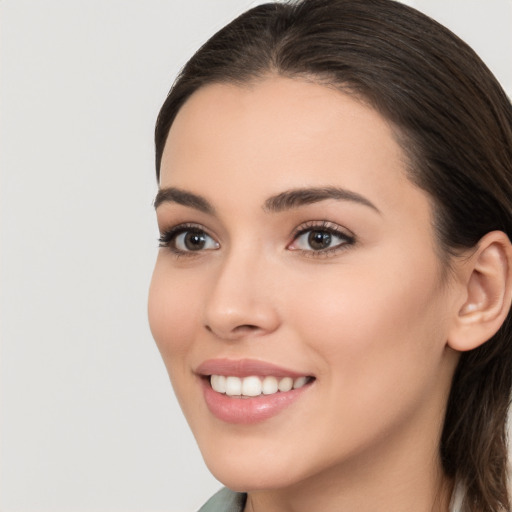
[1,1,511,511]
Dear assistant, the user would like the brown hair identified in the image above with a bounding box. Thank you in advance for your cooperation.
[155,1,512,509]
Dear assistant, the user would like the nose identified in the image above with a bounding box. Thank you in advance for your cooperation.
[203,249,280,341]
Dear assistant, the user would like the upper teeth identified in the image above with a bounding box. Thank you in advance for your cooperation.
[210,375,310,397]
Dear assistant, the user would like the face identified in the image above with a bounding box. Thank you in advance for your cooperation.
[148,77,460,493]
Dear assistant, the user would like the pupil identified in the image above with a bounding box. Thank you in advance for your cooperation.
[308,230,331,250]
[185,232,206,250]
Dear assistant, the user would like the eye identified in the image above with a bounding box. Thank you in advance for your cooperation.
[288,221,355,255]
[159,224,219,255]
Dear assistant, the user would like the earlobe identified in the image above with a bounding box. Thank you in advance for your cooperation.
[448,231,512,352]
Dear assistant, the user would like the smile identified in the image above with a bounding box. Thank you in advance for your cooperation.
[210,375,312,397]
[197,359,315,423]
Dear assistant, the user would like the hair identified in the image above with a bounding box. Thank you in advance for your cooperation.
[154,1,512,510]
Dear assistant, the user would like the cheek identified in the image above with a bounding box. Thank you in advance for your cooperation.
[290,256,448,391]
[280,262,451,461]
[148,261,200,363]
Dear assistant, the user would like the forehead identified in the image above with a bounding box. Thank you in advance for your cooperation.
[160,76,423,218]
[163,77,400,171]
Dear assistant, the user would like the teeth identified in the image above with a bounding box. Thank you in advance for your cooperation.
[225,376,242,396]
[262,376,278,395]
[278,377,293,392]
[210,375,311,396]
[242,376,262,397]
[210,375,226,393]
[293,376,308,389]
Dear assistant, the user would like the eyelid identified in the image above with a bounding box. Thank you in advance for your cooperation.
[288,220,356,257]
[290,220,354,239]
[158,222,220,255]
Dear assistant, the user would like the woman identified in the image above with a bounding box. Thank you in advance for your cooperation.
[148,0,512,510]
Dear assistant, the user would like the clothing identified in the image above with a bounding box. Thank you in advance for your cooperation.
[198,486,465,512]
[198,488,246,512]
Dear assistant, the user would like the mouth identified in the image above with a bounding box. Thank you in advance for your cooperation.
[209,374,314,398]
[196,359,315,424]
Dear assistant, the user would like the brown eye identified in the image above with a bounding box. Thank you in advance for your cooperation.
[308,230,332,250]
[174,230,219,252]
[288,223,355,256]
[182,231,208,251]
[159,226,220,254]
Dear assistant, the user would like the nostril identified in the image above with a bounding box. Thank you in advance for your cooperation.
[204,323,260,339]
[234,324,259,333]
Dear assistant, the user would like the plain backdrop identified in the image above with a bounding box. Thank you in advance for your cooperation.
[1,1,511,511]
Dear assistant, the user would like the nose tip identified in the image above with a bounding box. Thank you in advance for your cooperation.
[202,258,280,341]
[204,304,279,341]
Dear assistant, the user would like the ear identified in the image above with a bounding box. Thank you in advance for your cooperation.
[448,231,512,352]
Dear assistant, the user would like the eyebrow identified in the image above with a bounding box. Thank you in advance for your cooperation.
[154,187,215,214]
[263,186,380,214]
[154,186,380,215]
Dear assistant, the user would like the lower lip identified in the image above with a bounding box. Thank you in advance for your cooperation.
[201,378,312,424]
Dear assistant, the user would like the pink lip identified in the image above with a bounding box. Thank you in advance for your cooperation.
[196,358,309,378]
[196,358,314,425]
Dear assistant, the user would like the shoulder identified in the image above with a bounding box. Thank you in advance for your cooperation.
[198,488,247,512]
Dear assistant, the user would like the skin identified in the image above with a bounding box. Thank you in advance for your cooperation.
[148,77,465,512]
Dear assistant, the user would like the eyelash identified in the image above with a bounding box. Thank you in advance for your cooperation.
[158,221,356,258]
[288,220,356,258]
[158,223,218,257]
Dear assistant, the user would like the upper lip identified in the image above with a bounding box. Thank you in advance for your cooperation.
[196,358,312,379]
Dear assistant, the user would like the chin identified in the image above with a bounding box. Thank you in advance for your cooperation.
[205,460,299,493]
[198,437,318,493]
